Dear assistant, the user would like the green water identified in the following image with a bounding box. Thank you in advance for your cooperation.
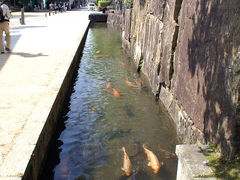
[53,23,179,180]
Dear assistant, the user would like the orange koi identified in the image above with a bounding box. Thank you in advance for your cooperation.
[60,157,69,179]
[121,147,132,176]
[138,78,143,83]
[88,106,97,113]
[112,88,120,98]
[119,61,128,66]
[94,54,105,59]
[106,82,111,89]
[126,79,137,88]
[143,144,163,174]
[158,146,176,159]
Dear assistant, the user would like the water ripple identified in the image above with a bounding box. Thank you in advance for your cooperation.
[53,24,178,180]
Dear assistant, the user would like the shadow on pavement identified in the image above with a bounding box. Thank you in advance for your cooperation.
[0,25,48,70]
[0,51,48,70]
[11,25,47,30]
[0,33,21,70]
[0,53,11,70]
[11,52,48,58]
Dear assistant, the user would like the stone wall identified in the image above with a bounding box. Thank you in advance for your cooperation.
[176,144,215,180]
[108,0,240,157]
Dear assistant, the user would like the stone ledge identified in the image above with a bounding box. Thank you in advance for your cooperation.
[176,144,216,180]
[89,13,108,22]
[159,86,206,144]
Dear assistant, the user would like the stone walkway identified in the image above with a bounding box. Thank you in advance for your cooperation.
[0,9,91,179]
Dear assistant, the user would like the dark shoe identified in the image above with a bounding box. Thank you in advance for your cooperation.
[1,51,4,54]
[5,48,11,52]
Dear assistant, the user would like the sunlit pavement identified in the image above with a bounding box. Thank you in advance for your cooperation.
[0,9,91,179]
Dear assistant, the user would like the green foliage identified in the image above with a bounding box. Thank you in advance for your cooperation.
[201,144,240,180]
[98,1,111,7]
[137,58,143,72]
[19,0,30,6]
[123,0,133,8]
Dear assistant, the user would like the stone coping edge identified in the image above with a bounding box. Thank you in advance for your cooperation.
[21,22,91,180]
[176,144,216,180]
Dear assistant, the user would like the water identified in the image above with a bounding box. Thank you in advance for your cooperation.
[51,23,178,180]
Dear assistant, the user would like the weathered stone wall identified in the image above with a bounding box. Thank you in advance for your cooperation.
[172,0,240,157]
[107,0,240,157]
[107,11,123,28]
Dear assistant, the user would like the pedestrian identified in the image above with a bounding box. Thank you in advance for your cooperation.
[0,0,11,54]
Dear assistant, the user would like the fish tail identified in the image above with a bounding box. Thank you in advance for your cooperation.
[112,88,120,97]
[143,144,147,149]
[106,82,111,89]
[122,147,126,153]
[154,169,159,174]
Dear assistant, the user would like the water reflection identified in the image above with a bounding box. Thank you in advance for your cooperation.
[53,23,178,180]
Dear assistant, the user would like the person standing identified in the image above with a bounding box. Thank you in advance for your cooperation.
[0,0,11,54]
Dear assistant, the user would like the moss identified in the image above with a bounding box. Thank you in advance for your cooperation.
[169,26,179,84]
[201,144,240,179]
[17,173,24,177]
[137,58,143,72]
[173,0,183,23]
[194,174,215,178]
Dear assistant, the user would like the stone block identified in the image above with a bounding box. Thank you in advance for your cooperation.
[159,86,173,110]
[0,177,21,180]
[88,13,108,22]
[0,144,34,177]
[176,144,215,180]
[0,130,15,145]
[14,122,44,145]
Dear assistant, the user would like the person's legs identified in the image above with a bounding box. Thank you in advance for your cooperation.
[4,22,11,51]
[0,23,4,53]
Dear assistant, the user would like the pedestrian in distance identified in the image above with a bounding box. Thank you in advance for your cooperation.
[0,0,11,54]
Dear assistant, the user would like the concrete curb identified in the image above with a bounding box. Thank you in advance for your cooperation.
[176,144,216,180]
[22,21,90,180]
[0,10,91,179]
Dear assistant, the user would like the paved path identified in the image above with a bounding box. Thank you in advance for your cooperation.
[0,9,91,179]
[10,11,49,27]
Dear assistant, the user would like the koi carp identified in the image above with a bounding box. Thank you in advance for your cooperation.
[88,106,97,113]
[60,157,71,179]
[143,144,163,174]
[121,147,132,176]
[119,61,128,66]
[126,79,137,88]
[158,146,176,159]
[112,88,120,98]
[106,82,111,89]
[94,54,105,59]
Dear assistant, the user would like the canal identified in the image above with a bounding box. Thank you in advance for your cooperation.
[42,23,179,180]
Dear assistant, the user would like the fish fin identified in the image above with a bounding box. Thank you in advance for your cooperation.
[171,153,176,158]
[154,169,159,174]
[126,171,131,176]
[164,154,170,159]
[106,82,111,89]
[148,162,152,167]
